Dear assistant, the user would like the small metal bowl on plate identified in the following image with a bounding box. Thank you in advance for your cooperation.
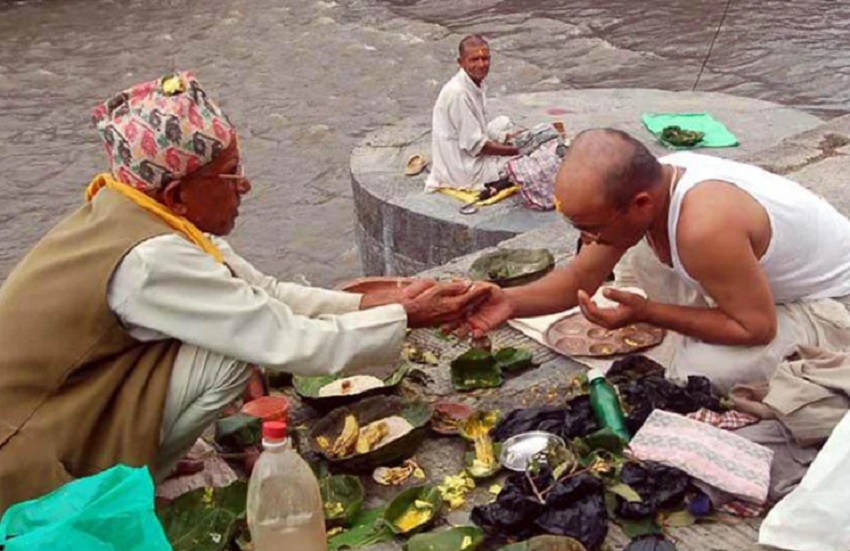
[499,431,567,472]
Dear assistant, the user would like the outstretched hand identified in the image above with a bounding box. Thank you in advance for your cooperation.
[442,282,514,339]
[401,280,493,328]
[578,287,648,329]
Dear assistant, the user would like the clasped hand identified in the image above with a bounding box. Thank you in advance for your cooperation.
[360,279,494,328]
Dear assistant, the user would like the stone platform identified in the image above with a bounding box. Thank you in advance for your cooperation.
[351,88,822,276]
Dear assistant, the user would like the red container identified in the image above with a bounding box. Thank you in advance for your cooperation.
[242,395,290,422]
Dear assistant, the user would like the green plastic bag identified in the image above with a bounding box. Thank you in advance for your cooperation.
[0,464,172,551]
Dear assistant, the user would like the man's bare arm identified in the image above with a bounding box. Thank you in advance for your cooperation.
[645,183,777,345]
[480,141,520,156]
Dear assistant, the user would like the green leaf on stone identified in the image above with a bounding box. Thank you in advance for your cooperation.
[320,475,365,527]
[328,506,394,551]
[618,517,663,539]
[384,485,444,535]
[451,348,503,391]
[497,535,589,551]
[659,509,697,528]
[157,482,248,551]
[493,347,536,373]
[406,526,485,551]
[570,437,592,458]
[213,413,261,450]
[584,427,626,455]
[607,483,642,503]
[604,491,618,518]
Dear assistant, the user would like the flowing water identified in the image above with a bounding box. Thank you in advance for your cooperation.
[2,0,849,286]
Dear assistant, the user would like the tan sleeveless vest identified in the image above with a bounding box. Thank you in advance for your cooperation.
[0,188,181,513]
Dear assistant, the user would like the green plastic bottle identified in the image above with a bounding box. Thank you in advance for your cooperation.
[587,368,631,441]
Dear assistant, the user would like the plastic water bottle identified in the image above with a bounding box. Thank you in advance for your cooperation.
[247,420,328,551]
[587,368,631,442]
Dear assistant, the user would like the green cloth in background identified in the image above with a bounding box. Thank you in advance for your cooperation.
[642,112,739,149]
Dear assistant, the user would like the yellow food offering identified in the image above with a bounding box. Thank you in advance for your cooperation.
[330,415,360,458]
[468,430,498,477]
[355,420,389,455]
[324,501,345,516]
[438,471,476,510]
[461,536,473,550]
[395,500,433,532]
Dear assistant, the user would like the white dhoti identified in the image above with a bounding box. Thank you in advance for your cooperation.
[619,241,850,393]
[155,344,252,481]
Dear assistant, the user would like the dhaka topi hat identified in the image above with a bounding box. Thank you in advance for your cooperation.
[91,71,237,191]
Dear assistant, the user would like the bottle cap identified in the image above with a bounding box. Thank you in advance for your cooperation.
[587,368,605,382]
[263,420,287,440]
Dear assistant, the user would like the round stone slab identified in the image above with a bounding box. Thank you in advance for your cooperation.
[351,88,821,276]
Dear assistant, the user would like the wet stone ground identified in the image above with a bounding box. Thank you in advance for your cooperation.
[2,0,850,286]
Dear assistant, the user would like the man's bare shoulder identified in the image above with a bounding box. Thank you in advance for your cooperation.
[677,179,759,248]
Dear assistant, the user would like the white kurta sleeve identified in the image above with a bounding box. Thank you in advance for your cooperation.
[108,236,407,377]
[450,94,488,156]
[212,237,363,317]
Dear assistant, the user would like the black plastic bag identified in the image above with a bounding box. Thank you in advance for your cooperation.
[535,474,608,549]
[615,462,689,520]
[607,355,722,433]
[624,535,679,551]
[492,396,598,443]
[472,467,608,550]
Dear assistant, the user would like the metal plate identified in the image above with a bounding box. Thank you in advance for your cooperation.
[499,431,567,472]
[545,314,665,357]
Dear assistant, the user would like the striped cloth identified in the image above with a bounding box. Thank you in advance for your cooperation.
[505,139,563,211]
[686,408,760,430]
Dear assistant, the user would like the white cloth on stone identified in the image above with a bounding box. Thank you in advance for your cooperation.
[425,69,512,192]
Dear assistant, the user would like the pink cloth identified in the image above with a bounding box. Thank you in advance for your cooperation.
[629,410,773,504]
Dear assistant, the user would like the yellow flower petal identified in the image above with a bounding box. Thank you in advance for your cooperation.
[161,75,185,95]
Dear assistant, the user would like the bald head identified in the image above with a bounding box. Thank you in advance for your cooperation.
[558,129,663,209]
[458,34,488,58]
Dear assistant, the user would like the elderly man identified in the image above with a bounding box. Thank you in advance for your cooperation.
[463,128,850,392]
[0,72,488,512]
[425,34,519,192]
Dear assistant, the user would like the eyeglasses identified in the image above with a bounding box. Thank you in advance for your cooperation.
[564,210,623,242]
[218,164,246,181]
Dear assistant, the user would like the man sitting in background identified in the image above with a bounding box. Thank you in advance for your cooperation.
[425,34,519,193]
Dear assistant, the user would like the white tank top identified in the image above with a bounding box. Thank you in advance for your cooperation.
[661,152,850,304]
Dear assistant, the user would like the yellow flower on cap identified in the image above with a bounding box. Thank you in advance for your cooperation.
[161,74,185,96]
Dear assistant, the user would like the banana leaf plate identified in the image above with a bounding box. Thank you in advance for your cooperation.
[321,474,365,528]
[293,363,411,412]
[468,248,555,288]
[383,485,443,535]
[310,396,433,472]
[406,526,485,551]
